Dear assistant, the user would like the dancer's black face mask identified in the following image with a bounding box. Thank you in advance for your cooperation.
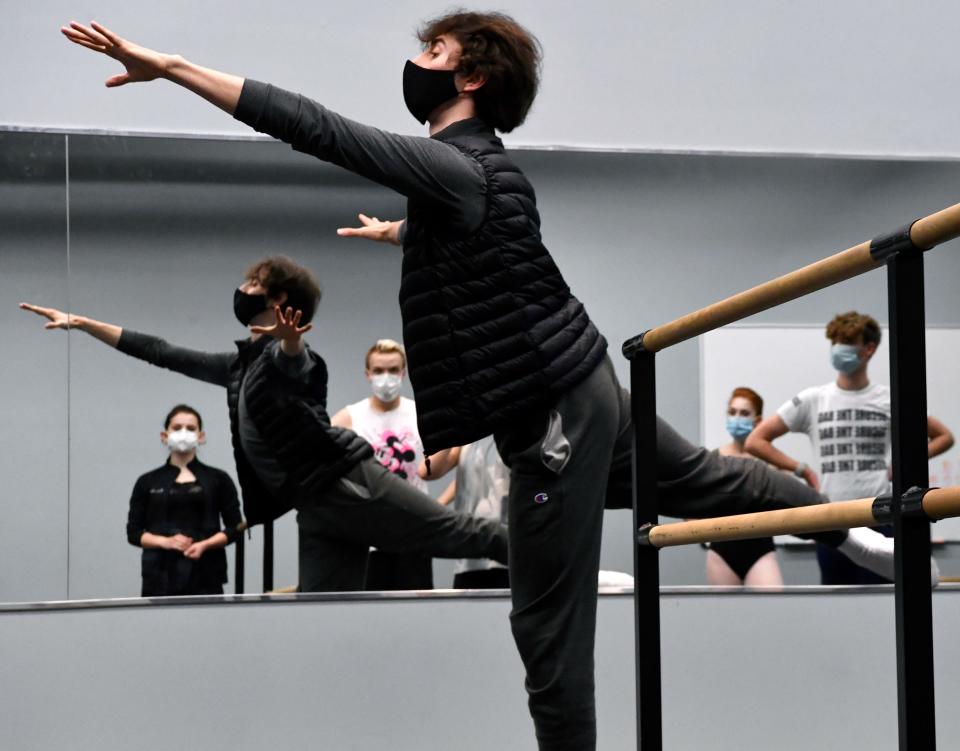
[233,288,269,326]
[403,59,459,124]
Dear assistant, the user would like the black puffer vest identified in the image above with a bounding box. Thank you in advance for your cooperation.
[241,343,373,511]
[226,337,277,525]
[400,122,607,454]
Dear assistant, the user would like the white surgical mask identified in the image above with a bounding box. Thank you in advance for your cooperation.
[371,373,402,402]
[166,428,200,454]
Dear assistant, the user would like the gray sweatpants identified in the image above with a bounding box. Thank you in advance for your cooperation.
[494,356,826,751]
[296,459,509,592]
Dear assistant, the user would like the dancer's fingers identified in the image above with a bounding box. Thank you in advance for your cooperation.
[298,323,313,335]
[79,22,113,48]
[20,302,52,319]
[61,27,105,51]
[90,21,122,46]
[67,22,101,44]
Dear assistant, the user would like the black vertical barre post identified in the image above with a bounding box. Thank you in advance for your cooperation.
[630,348,662,750]
[234,525,245,595]
[263,519,275,592]
[887,241,935,749]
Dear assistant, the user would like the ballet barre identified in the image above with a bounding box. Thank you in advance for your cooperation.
[622,199,960,751]
[639,486,960,549]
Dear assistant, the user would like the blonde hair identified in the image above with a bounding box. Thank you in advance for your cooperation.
[365,339,407,369]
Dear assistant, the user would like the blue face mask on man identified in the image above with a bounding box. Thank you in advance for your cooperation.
[830,343,862,374]
[726,416,755,440]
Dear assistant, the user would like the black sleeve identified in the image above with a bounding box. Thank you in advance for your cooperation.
[216,472,243,545]
[117,330,234,388]
[126,475,149,547]
[234,79,487,233]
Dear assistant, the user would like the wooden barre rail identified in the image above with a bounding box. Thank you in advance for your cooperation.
[644,486,960,549]
[626,200,960,355]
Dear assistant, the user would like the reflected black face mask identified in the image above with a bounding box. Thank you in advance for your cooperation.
[233,288,268,326]
[403,59,459,124]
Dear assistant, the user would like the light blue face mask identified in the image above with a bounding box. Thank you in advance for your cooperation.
[831,343,862,374]
[726,416,754,440]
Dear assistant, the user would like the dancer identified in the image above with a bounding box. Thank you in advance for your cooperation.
[60,18,923,750]
[706,388,784,587]
[420,437,511,589]
[331,339,434,590]
[21,255,506,593]
[747,311,954,584]
[128,404,242,597]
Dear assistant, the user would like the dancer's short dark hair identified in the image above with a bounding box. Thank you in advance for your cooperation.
[165,404,203,431]
[418,10,542,133]
[245,256,322,324]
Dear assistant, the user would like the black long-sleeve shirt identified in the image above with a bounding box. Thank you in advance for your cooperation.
[233,79,488,236]
[127,458,241,594]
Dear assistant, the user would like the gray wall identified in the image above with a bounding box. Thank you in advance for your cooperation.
[8,1,960,156]
[3,587,960,750]
[4,131,960,600]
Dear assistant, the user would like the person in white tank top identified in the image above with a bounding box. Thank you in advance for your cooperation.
[331,339,434,588]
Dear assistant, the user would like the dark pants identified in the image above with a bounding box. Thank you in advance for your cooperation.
[817,524,894,584]
[453,568,510,589]
[296,459,508,592]
[495,356,826,751]
[365,550,434,591]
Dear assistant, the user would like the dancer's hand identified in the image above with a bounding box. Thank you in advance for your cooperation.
[61,21,172,87]
[20,302,82,330]
[250,306,312,344]
[183,541,207,560]
[799,465,820,491]
[337,214,403,246]
[166,534,194,552]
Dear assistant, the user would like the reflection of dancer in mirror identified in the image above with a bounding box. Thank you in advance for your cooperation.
[707,388,783,587]
[331,340,435,590]
[747,311,955,584]
[20,256,506,594]
[59,17,934,750]
[421,436,511,590]
[128,404,242,597]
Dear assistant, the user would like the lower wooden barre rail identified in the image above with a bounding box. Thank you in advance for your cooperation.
[644,486,960,549]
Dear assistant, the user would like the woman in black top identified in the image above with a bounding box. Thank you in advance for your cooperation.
[128,404,242,596]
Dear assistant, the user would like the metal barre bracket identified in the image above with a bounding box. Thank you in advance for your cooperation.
[872,493,893,524]
[637,522,655,546]
[901,486,935,521]
[872,487,934,524]
[870,222,918,263]
[622,330,650,359]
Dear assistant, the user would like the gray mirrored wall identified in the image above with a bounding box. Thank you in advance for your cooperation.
[3,129,960,602]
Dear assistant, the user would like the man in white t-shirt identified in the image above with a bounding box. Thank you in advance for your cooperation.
[747,311,954,584]
[331,339,433,589]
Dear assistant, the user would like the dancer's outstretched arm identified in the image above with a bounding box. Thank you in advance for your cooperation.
[20,302,232,387]
[19,302,121,345]
[61,21,243,113]
[62,22,485,230]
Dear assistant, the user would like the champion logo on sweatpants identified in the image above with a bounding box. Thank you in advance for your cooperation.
[534,492,549,504]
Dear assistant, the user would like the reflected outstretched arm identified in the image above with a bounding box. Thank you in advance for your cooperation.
[19,302,232,387]
[20,302,121,347]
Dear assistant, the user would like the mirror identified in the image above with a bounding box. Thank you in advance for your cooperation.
[2,131,69,602]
